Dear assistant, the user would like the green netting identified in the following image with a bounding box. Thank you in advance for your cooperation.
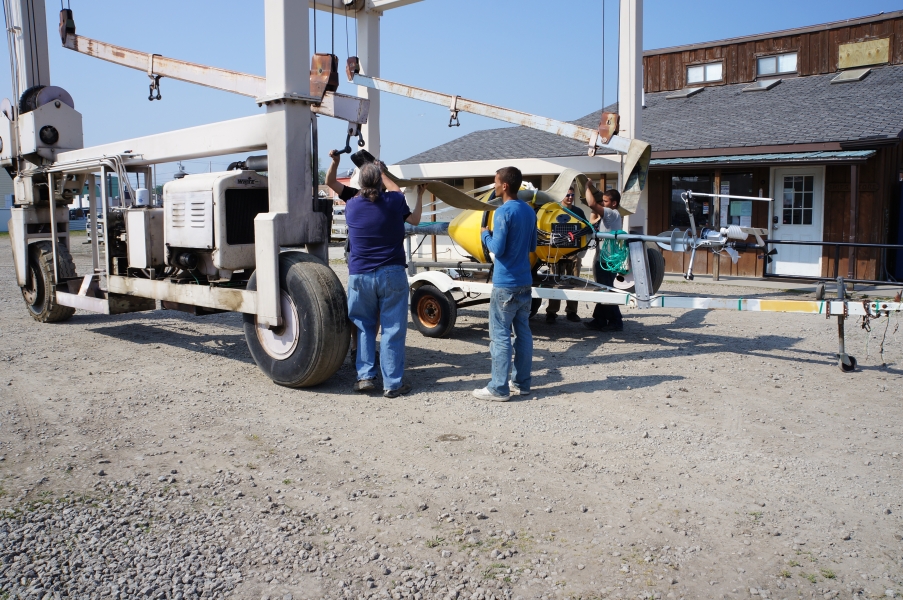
[599,229,629,275]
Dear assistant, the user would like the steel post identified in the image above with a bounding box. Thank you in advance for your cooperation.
[406,235,415,277]
[627,240,652,307]
[48,173,59,283]
[256,0,317,327]
[836,277,851,369]
[100,166,111,275]
[88,174,98,273]
[357,9,381,157]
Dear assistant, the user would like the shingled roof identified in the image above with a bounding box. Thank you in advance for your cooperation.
[397,64,903,165]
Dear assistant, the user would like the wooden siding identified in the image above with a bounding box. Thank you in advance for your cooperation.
[645,16,903,92]
[820,147,900,281]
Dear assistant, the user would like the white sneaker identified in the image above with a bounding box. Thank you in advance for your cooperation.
[509,381,528,396]
[472,387,510,402]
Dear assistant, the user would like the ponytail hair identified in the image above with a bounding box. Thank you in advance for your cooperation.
[358,163,383,202]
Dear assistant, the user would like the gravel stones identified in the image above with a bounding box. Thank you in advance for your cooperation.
[0,491,243,599]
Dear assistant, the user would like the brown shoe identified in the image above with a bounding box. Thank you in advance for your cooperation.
[384,383,412,398]
[353,379,377,393]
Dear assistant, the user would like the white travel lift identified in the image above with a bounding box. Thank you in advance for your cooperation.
[1,1,898,387]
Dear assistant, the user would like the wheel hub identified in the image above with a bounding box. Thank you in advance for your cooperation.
[417,297,442,326]
[256,291,300,360]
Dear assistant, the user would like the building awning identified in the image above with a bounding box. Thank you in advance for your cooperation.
[649,150,876,168]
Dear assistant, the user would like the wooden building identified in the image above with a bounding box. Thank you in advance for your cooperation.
[393,11,903,282]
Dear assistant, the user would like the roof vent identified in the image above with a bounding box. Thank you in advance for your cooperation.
[666,87,705,100]
[743,78,782,92]
[831,67,871,84]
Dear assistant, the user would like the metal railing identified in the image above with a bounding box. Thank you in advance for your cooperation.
[762,239,903,285]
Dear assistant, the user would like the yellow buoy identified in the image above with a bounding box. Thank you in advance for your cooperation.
[446,200,589,266]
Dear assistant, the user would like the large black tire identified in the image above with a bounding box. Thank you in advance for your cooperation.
[21,241,76,323]
[647,244,666,293]
[529,297,542,318]
[410,284,457,338]
[243,252,350,388]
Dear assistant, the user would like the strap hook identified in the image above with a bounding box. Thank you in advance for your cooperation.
[448,95,461,127]
[147,53,162,101]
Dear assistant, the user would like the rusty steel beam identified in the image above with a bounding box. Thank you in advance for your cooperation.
[62,33,368,123]
[351,73,632,155]
[64,34,265,97]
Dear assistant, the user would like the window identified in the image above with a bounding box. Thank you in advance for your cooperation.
[720,173,755,227]
[757,52,797,77]
[782,175,814,225]
[670,174,713,228]
[686,62,722,85]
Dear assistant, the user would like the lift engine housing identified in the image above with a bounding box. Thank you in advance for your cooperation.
[163,171,269,279]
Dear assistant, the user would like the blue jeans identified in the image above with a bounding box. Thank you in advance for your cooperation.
[488,285,533,396]
[348,265,409,391]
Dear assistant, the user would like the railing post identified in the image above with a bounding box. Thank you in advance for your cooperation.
[833,244,840,280]
[847,165,859,280]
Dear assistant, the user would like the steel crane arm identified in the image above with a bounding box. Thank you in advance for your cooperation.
[61,33,369,124]
[351,73,634,155]
[63,34,266,98]
[349,72,652,211]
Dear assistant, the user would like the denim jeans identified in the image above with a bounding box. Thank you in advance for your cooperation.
[348,265,409,391]
[591,248,623,325]
[488,285,533,396]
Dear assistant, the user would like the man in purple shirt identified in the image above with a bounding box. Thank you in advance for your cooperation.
[346,163,423,398]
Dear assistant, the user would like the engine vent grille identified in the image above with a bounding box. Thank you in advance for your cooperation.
[169,196,209,228]
[225,188,269,245]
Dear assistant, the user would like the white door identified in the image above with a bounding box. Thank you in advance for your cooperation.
[769,167,825,277]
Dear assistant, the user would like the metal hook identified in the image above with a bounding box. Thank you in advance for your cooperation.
[148,75,162,101]
[147,54,162,101]
[448,95,461,127]
[332,125,365,155]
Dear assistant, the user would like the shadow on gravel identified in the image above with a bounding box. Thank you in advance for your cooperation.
[443,306,832,370]
[89,322,255,364]
[533,373,684,397]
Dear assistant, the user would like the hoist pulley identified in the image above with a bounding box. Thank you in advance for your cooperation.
[310,53,340,100]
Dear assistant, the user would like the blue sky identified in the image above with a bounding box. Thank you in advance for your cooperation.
[1,0,900,182]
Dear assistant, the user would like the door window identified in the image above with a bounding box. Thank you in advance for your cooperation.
[782,175,814,225]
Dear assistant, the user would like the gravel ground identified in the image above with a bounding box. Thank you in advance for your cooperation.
[1,234,902,600]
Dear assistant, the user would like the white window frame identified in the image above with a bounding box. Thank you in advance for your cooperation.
[756,52,798,78]
[686,61,723,85]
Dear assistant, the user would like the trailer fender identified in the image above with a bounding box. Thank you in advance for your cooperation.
[408,271,459,294]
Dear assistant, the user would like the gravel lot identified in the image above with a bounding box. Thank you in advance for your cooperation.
[1,234,902,600]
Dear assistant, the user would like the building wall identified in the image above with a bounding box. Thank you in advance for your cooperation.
[821,146,901,280]
[648,149,902,280]
[644,15,903,93]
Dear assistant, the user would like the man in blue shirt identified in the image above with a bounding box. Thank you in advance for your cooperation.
[473,167,537,401]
